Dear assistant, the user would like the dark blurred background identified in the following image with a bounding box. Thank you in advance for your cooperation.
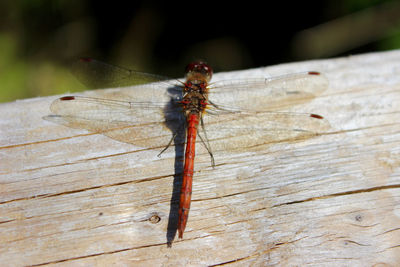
[1,0,400,102]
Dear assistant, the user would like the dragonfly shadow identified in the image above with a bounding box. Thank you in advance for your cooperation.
[165,129,185,247]
[164,86,185,246]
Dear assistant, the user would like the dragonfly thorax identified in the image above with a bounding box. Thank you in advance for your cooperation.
[181,61,211,117]
[180,88,208,116]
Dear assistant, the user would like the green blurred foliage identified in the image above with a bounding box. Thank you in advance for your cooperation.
[0,0,399,102]
[0,32,84,102]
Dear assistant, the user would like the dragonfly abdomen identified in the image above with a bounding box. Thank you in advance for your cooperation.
[178,113,199,238]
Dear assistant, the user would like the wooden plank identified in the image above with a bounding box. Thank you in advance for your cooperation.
[1,50,400,266]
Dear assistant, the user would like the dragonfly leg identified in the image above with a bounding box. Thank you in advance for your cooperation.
[157,131,178,158]
[199,116,216,168]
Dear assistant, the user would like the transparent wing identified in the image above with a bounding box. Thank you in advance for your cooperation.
[199,111,330,153]
[71,58,176,89]
[207,71,328,112]
[46,92,185,149]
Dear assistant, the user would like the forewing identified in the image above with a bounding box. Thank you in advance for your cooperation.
[207,71,328,112]
[71,58,174,89]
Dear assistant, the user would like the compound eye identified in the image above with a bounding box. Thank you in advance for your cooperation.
[185,61,213,79]
[185,62,197,74]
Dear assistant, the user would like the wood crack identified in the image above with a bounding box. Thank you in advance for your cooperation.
[273,184,400,207]
[27,242,166,267]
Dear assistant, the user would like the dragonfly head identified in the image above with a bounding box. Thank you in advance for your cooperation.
[185,61,213,82]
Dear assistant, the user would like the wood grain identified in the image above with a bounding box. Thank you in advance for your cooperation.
[1,50,400,266]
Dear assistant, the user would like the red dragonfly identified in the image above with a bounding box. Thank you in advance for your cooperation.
[48,58,329,239]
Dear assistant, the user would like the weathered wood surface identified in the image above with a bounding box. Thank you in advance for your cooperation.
[1,50,400,266]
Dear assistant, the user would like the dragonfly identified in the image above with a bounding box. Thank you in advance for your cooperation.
[47,58,329,239]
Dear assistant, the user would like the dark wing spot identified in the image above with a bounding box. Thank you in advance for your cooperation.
[310,113,324,119]
[60,96,75,101]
